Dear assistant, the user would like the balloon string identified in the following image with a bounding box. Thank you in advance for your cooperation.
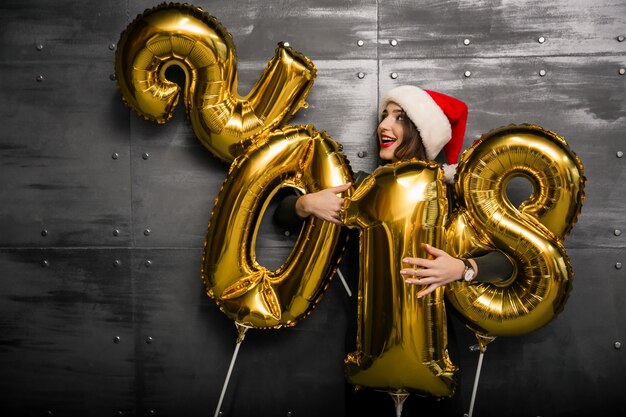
[214,323,251,417]
[389,391,410,417]
[336,268,352,297]
[467,350,486,417]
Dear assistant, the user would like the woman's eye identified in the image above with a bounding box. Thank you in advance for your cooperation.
[396,115,404,121]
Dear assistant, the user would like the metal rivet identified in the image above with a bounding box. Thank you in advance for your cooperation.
[109,73,117,81]
[284,230,291,237]
[144,259,152,268]
[36,44,44,51]
[464,70,472,78]
[614,229,622,236]
[283,42,290,47]
[357,151,367,158]
[619,68,626,76]
[114,336,121,344]
[41,260,49,268]
[390,72,398,79]
[146,336,153,344]
[615,262,622,269]
[389,39,398,47]
[357,40,364,47]
[113,259,121,267]
[116,411,123,416]
[463,38,471,45]
[617,151,624,158]
[109,43,116,51]
[142,152,150,160]
[36,75,44,82]
[538,36,546,43]
[286,412,292,417]
[148,410,156,416]
[615,341,622,349]
[47,411,54,416]
[144,228,151,236]
[357,72,365,79]
[539,69,547,77]
[112,152,119,160]
[617,35,625,42]
[41,229,48,237]
[113,229,120,237]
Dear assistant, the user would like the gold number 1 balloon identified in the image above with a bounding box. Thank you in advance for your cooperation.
[446,124,586,337]
[115,3,316,162]
[343,160,457,397]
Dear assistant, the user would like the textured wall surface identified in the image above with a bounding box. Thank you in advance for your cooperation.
[0,1,625,416]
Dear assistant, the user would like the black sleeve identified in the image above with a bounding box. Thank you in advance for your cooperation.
[273,192,306,230]
[472,251,514,283]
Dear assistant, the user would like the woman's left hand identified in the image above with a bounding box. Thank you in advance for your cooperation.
[400,244,468,298]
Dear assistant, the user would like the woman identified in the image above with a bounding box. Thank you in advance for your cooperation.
[276,85,512,292]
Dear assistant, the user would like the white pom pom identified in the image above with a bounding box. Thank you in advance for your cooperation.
[442,163,457,184]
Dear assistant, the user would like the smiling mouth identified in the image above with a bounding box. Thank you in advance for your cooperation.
[380,135,397,148]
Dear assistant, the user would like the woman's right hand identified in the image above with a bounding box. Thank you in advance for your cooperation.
[295,183,352,225]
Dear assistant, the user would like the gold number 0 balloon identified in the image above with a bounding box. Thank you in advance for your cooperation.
[446,124,586,337]
[201,125,353,328]
[115,3,316,162]
[343,161,457,397]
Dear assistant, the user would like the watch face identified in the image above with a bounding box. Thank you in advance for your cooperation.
[464,268,475,282]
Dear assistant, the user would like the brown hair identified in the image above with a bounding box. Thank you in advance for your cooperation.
[378,110,426,161]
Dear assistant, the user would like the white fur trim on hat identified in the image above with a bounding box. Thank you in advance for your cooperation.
[379,86,452,161]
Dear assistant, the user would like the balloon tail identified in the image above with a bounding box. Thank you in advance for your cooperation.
[336,268,352,297]
[475,333,496,353]
[214,322,251,417]
[467,349,487,417]
[389,391,409,417]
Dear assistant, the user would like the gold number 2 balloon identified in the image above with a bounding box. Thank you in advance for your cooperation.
[446,124,586,337]
[202,125,353,328]
[115,3,316,162]
[342,160,457,397]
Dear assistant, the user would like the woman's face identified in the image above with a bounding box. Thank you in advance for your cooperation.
[377,102,405,162]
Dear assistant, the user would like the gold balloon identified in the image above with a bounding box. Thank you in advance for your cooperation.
[201,125,353,328]
[343,160,457,398]
[445,124,586,337]
[115,3,316,162]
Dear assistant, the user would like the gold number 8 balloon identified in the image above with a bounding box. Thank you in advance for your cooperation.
[446,124,586,340]
[114,2,316,163]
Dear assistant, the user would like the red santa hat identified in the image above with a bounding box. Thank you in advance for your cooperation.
[379,85,468,182]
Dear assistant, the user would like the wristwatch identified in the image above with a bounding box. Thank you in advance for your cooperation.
[460,258,476,282]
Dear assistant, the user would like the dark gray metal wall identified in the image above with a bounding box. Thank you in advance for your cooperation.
[0,1,624,416]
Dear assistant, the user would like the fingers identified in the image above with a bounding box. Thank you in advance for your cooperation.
[404,277,440,298]
[421,243,446,257]
[328,182,352,194]
[404,277,433,285]
[400,267,429,277]
[402,257,432,268]
[416,284,438,298]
